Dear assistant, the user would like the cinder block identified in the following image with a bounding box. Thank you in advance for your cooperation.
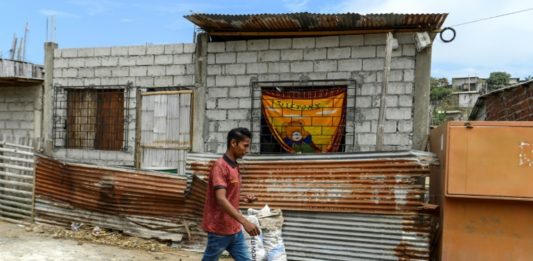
[384,133,409,145]
[155,55,173,65]
[101,77,119,85]
[268,62,290,73]
[85,57,101,67]
[116,76,135,85]
[364,34,386,45]
[314,60,337,72]
[165,65,186,75]
[352,46,376,58]
[207,98,217,109]
[111,46,128,56]
[404,70,415,82]
[340,35,364,46]
[391,57,415,69]
[327,47,351,59]
[269,38,292,49]
[208,42,225,53]
[147,65,166,76]
[226,41,247,52]
[119,57,136,66]
[355,121,371,132]
[218,120,238,132]
[186,64,195,74]
[303,49,327,60]
[316,36,339,48]
[362,59,384,71]
[173,75,194,86]
[53,49,61,58]
[94,47,111,56]
[229,87,250,98]
[258,50,280,62]
[281,50,303,61]
[128,46,146,55]
[134,76,154,87]
[154,76,173,86]
[399,95,413,107]
[236,75,253,86]
[327,72,350,79]
[218,98,239,109]
[356,96,372,108]
[68,58,85,67]
[388,82,412,94]
[136,56,154,66]
[227,109,249,120]
[77,48,94,57]
[384,121,398,133]
[237,52,257,63]
[53,68,62,77]
[360,108,379,120]
[225,64,246,75]
[205,110,227,121]
[78,68,95,78]
[216,75,236,87]
[398,120,413,132]
[216,53,236,64]
[95,68,112,77]
[207,64,222,75]
[84,78,101,86]
[146,45,165,55]
[61,49,77,58]
[293,38,315,49]
[174,54,193,64]
[54,59,68,68]
[63,68,78,77]
[395,32,415,44]
[246,63,268,74]
[290,61,313,73]
[207,76,215,87]
[386,108,411,120]
[183,44,196,53]
[402,44,416,56]
[279,73,300,81]
[258,74,280,81]
[239,98,252,109]
[101,57,119,66]
[112,67,129,77]
[164,44,183,54]
[385,95,398,107]
[376,45,402,58]
[357,133,376,145]
[208,87,228,98]
[338,59,362,71]
[247,40,269,51]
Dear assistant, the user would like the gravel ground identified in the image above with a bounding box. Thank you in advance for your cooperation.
[0,220,207,261]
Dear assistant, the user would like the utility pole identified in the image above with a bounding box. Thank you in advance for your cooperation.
[9,34,17,60]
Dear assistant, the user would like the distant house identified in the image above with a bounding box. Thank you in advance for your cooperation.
[469,80,532,120]
[451,76,487,92]
[0,59,44,140]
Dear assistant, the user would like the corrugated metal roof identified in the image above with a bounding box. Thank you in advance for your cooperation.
[185,12,447,38]
[282,211,432,260]
[187,151,436,214]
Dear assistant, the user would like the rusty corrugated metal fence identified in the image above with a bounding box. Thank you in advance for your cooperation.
[186,151,437,260]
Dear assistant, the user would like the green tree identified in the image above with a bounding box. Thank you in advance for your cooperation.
[430,86,452,103]
[430,77,450,88]
[487,72,511,91]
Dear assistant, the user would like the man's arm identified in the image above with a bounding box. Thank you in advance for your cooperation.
[215,188,260,236]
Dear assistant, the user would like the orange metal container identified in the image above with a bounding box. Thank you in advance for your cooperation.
[430,121,533,261]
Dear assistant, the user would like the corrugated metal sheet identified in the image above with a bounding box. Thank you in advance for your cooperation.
[0,139,35,224]
[35,156,205,218]
[282,211,432,261]
[185,12,448,36]
[140,91,192,174]
[187,151,436,214]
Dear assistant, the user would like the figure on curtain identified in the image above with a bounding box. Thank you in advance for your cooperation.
[282,120,321,153]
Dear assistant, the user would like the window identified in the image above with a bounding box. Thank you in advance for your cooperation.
[259,86,347,154]
[66,89,125,150]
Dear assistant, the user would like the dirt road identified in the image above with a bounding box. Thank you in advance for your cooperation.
[0,220,205,261]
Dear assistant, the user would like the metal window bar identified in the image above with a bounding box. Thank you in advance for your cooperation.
[53,85,131,151]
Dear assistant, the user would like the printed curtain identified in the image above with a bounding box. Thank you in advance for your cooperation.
[261,87,346,153]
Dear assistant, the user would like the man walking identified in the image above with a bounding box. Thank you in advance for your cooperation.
[202,127,260,261]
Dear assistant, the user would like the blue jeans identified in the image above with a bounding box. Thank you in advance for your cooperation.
[202,231,251,261]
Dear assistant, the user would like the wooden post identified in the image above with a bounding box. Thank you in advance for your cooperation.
[134,89,142,170]
[376,32,394,151]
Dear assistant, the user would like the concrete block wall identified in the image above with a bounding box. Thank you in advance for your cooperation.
[0,86,40,138]
[204,33,417,153]
[52,43,196,165]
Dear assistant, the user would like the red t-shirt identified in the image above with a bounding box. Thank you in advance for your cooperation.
[202,155,242,235]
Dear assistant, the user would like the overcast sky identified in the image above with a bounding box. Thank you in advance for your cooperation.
[1,0,531,80]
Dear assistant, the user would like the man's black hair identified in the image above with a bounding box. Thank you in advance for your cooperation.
[227,127,251,149]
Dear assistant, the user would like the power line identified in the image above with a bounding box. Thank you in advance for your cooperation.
[450,7,533,27]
